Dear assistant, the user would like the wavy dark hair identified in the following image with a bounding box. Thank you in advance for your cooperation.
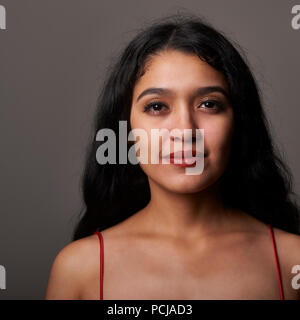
[72,13,300,241]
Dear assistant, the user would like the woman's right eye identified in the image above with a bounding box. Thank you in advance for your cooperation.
[143,102,168,115]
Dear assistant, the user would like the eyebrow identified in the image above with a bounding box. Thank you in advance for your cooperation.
[136,86,230,102]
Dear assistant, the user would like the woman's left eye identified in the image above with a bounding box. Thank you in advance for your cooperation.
[198,100,224,111]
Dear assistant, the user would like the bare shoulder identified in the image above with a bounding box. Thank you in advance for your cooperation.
[272,226,300,263]
[44,214,139,300]
[45,233,100,300]
[272,226,300,299]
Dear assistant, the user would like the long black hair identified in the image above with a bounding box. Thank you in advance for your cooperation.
[72,13,300,241]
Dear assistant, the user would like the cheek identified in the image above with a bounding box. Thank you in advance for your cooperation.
[129,120,159,165]
[204,116,234,162]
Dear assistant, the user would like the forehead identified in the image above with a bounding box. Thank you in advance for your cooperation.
[133,50,228,98]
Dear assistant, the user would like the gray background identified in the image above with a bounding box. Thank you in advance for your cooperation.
[0,0,299,299]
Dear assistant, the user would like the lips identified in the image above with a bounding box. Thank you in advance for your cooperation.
[163,150,205,159]
[162,149,206,167]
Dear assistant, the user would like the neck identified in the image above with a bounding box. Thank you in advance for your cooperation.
[141,178,237,240]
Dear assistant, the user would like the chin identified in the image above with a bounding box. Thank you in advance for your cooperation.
[154,170,221,194]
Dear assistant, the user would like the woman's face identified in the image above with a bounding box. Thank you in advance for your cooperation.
[130,50,234,194]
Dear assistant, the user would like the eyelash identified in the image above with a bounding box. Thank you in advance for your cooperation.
[143,100,225,115]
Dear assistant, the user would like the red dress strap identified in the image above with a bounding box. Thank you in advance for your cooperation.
[268,224,284,300]
[93,230,104,300]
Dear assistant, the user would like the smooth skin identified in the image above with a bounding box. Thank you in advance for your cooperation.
[45,50,300,300]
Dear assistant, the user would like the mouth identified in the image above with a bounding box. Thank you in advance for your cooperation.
[162,150,207,167]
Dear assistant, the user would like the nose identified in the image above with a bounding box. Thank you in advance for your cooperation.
[170,103,198,145]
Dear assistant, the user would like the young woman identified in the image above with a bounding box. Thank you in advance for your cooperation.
[45,14,300,300]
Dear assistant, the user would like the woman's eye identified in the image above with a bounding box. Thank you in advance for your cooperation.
[143,102,168,115]
[198,100,224,111]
